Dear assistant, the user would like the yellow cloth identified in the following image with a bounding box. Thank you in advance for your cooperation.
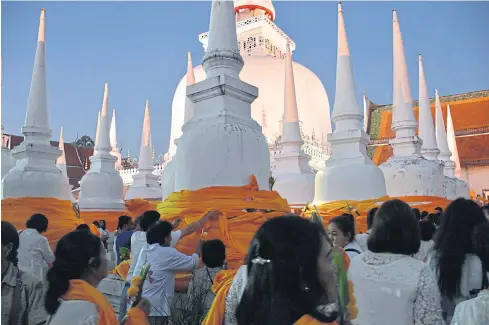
[201,270,238,325]
[1,197,91,250]
[63,279,147,325]
[111,260,131,281]
[295,315,338,325]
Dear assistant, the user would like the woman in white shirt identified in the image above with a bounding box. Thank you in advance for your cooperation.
[414,220,436,262]
[142,221,199,325]
[18,213,55,281]
[355,207,378,252]
[427,198,487,322]
[347,199,444,325]
[328,214,363,260]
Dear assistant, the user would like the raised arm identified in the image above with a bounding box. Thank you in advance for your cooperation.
[179,210,220,239]
[414,266,445,325]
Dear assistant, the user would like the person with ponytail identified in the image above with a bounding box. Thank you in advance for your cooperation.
[1,221,47,325]
[45,230,150,325]
[234,216,340,325]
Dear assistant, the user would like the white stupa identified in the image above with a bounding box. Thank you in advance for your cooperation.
[94,111,101,155]
[169,0,331,172]
[2,9,67,200]
[447,105,469,198]
[161,53,195,200]
[125,101,161,200]
[315,3,386,203]
[379,10,444,197]
[56,127,76,202]
[272,43,315,204]
[110,109,122,170]
[174,0,270,190]
[78,83,124,210]
[418,55,440,161]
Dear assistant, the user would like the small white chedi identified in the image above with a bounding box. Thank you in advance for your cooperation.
[125,101,161,200]
[2,9,69,200]
[174,0,270,190]
[109,109,122,170]
[271,43,315,204]
[379,10,444,197]
[315,3,386,203]
[78,83,124,210]
[56,127,76,203]
[161,53,195,200]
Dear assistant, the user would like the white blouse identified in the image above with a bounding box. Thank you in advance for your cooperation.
[414,240,435,262]
[348,251,444,325]
[224,265,247,325]
[18,229,55,281]
[47,300,98,325]
[451,290,489,325]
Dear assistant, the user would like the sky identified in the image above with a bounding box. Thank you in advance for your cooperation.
[2,1,489,159]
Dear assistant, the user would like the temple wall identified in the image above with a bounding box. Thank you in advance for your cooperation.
[462,165,489,197]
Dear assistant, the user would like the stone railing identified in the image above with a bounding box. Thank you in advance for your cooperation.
[119,163,165,186]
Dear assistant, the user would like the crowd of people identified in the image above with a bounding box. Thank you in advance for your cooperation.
[1,198,488,325]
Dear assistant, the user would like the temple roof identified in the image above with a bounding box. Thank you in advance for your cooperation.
[5,134,93,188]
[367,89,489,167]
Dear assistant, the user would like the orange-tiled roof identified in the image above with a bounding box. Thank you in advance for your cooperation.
[371,134,489,167]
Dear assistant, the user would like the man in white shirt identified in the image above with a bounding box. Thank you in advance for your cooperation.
[18,213,55,281]
[119,209,219,321]
[355,207,378,252]
[143,221,199,323]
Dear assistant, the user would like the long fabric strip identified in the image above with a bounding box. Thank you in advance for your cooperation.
[201,270,237,325]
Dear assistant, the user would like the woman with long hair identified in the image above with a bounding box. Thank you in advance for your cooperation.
[451,222,489,324]
[428,198,487,321]
[348,199,444,325]
[328,214,363,260]
[1,221,47,325]
[45,230,150,325]
[235,215,339,325]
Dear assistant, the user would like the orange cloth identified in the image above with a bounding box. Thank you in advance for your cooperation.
[201,270,238,325]
[295,315,338,325]
[111,260,131,281]
[1,197,90,250]
[157,175,290,270]
[63,279,147,325]
[124,199,157,218]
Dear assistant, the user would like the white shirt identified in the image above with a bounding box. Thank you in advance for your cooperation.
[127,230,182,282]
[451,290,489,325]
[344,239,363,260]
[142,244,198,316]
[47,300,98,325]
[355,230,371,252]
[348,251,444,325]
[414,240,435,262]
[17,229,55,280]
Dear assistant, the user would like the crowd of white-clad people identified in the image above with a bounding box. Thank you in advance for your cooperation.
[2,199,489,325]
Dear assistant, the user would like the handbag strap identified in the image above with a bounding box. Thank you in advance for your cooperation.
[206,267,214,285]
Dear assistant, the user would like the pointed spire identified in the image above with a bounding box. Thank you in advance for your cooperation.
[110,109,117,149]
[446,105,462,177]
[202,0,244,78]
[418,55,439,160]
[281,43,302,143]
[435,89,455,177]
[24,8,50,137]
[56,127,68,177]
[363,92,369,132]
[94,111,101,148]
[138,100,154,171]
[183,52,196,124]
[95,83,111,151]
[331,2,363,131]
[391,9,417,136]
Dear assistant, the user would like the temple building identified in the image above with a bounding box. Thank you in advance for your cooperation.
[367,89,489,198]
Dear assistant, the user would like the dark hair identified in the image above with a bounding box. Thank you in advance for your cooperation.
[75,224,90,231]
[202,239,226,268]
[1,221,20,266]
[433,198,486,299]
[140,210,161,231]
[367,207,378,229]
[117,216,132,230]
[428,213,441,227]
[419,220,436,241]
[146,221,173,245]
[368,199,420,255]
[412,208,421,222]
[435,207,443,213]
[236,215,335,325]
[26,213,49,233]
[421,211,429,219]
[473,222,489,290]
[329,214,355,243]
[45,231,102,315]
[99,220,106,230]
[92,221,100,228]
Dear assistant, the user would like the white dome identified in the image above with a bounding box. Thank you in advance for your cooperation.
[168,56,332,157]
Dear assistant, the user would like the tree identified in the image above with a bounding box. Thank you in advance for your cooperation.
[73,135,95,149]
